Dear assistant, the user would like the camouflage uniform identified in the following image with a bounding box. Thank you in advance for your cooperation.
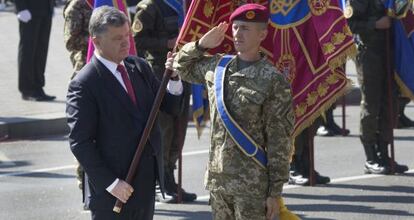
[132,0,193,197]
[63,0,91,79]
[63,0,91,189]
[347,0,397,164]
[174,42,294,219]
[347,0,409,174]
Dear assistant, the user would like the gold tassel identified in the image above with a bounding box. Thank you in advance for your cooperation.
[328,45,357,71]
[278,197,302,220]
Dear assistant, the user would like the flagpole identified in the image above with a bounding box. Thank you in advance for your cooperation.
[308,126,315,186]
[342,65,347,136]
[385,27,396,174]
[176,0,189,204]
[113,68,174,213]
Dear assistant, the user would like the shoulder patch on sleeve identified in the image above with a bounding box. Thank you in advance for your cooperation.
[132,19,143,33]
[344,5,354,18]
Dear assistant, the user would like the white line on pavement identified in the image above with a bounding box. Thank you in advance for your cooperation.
[0,165,76,178]
[182,150,209,156]
[155,169,414,205]
[0,149,208,178]
[0,151,15,166]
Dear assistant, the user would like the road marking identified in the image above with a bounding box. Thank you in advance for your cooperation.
[0,151,15,166]
[182,150,209,156]
[0,150,208,178]
[0,165,76,178]
[155,169,414,205]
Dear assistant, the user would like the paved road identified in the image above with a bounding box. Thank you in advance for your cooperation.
[0,4,413,220]
[1,105,414,220]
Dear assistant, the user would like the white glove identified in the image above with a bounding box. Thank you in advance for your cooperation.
[17,9,32,23]
[128,6,135,14]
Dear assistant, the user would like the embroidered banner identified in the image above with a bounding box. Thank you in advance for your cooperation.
[177,0,356,137]
[386,0,414,100]
[271,0,355,136]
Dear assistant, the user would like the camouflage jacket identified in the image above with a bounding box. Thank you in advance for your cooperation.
[63,0,92,71]
[174,42,294,197]
[347,0,387,50]
[132,0,179,79]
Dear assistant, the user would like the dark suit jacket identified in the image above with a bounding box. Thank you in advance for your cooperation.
[66,55,182,211]
[15,0,54,16]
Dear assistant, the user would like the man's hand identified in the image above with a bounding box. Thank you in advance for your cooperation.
[109,180,134,204]
[17,10,32,23]
[266,196,280,220]
[165,51,178,78]
[375,16,392,29]
[198,22,229,49]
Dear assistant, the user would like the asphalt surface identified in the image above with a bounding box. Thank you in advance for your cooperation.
[0,5,413,220]
[1,105,414,220]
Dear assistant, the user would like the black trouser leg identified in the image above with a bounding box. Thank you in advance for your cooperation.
[18,16,51,94]
[33,16,52,91]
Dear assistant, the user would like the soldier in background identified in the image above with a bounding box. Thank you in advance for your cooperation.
[316,104,350,136]
[15,0,56,101]
[63,0,92,79]
[347,0,409,174]
[132,0,195,203]
[174,4,293,219]
[289,120,331,186]
[63,0,92,197]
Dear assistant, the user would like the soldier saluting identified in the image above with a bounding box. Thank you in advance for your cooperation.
[172,4,294,219]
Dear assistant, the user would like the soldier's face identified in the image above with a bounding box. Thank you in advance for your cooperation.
[232,21,267,54]
[93,22,131,64]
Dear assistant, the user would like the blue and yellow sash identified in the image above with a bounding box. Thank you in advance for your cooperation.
[214,55,267,169]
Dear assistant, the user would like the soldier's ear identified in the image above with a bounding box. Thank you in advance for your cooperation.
[259,29,268,41]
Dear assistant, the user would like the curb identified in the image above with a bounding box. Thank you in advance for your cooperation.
[0,88,361,140]
[0,112,69,140]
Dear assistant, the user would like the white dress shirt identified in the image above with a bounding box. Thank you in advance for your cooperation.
[95,52,183,95]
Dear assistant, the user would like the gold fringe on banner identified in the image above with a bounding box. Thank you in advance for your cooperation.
[395,73,414,101]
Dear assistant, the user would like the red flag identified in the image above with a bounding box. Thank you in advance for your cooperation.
[178,0,356,137]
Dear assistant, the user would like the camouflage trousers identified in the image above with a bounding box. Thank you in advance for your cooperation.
[210,190,267,220]
[291,118,322,176]
[69,50,87,79]
[75,158,84,189]
[356,47,397,146]
[158,110,188,193]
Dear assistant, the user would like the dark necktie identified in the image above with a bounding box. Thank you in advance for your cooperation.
[117,64,137,106]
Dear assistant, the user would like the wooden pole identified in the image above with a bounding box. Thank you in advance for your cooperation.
[308,126,315,186]
[342,65,347,136]
[177,0,190,204]
[113,69,173,213]
[385,28,396,174]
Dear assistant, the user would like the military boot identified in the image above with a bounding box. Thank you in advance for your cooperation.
[160,168,197,203]
[363,144,388,174]
[397,113,414,128]
[377,142,409,174]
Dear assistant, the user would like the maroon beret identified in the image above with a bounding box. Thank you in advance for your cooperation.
[229,3,269,23]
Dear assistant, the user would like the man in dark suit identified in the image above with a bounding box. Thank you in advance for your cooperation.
[66,6,183,219]
[15,0,56,101]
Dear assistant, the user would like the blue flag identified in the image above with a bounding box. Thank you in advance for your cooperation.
[385,0,414,99]
[393,15,414,100]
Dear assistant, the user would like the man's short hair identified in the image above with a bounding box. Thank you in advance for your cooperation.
[89,6,128,37]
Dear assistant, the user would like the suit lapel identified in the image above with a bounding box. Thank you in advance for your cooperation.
[125,58,152,116]
[92,56,141,120]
